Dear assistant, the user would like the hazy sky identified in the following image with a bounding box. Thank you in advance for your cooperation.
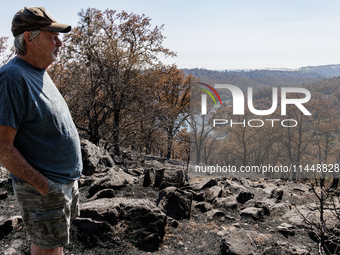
[1,0,340,70]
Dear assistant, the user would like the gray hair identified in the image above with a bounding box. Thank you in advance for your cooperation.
[14,30,41,55]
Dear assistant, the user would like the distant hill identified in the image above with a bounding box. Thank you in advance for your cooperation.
[183,68,325,91]
[183,64,340,91]
[297,64,340,78]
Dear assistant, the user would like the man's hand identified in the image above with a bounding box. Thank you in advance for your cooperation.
[34,178,49,197]
[0,125,49,196]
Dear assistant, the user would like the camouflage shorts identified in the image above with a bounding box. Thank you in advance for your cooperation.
[12,178,79,249]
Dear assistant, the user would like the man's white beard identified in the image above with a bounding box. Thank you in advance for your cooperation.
[52,48,60,62]
[52,54,60,62]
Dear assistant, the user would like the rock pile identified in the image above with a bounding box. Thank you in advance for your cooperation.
[1,140,340,254]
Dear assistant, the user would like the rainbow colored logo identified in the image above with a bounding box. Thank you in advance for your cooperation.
[198,82,223,106]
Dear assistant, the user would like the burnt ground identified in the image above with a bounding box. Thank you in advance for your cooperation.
[1,177,221,255]
[0,173,330,255]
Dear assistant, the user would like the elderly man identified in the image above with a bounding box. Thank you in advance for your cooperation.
[0,7,82,255]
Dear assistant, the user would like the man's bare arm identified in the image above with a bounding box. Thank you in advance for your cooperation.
[0,125,49,196]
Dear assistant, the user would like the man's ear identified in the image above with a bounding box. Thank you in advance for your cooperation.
[23,31,35,47]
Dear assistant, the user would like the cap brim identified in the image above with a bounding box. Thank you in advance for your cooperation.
[40,22,71,33]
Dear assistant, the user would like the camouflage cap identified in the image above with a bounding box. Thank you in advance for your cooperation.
[11,7,71,37]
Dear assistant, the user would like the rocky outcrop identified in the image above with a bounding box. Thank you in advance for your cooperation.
[283,203,340,229]
[155,168,186,188]
[205,185,223,203]
[88,168,135,197]
[1,141,340,255]
[195,178,218,190]
[277,223,295,237]
[268,188,284,202]
[142,168,155,187]
[195,201,213,212]
[143,167,186,189]
[205,209,226,220]
[263,241,310,255]
[213,197,238,210]
[236,191,254,204]
[220,229,257,255]
[240,207,264,220]
[78,198,167,251]
[81,139,115,176]
[157,186,193,220]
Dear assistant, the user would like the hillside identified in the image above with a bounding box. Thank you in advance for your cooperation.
[183,68,326,91]
[183,64,340,91]
[303,76,340,97]
[1,140,340,254]
[297,64,340,78]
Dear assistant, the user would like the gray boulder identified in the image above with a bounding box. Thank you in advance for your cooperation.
[263,241,310,255]
[220,229,257,255]
[79,198,167,251]
[205,209,226,220]
[240,207,264,220]
[268,188,284,202]
[243,201,271,215]
[142,168,155,187]
[154,168,185,188]
[277,223,295,237]
[270,203,292,216]
[157,186,193,220]
[81,139,115,176]
[73,218,115,244]
[88,168,135,197]
[196,178,218,190]
[205,185,222,203]
[224,180,247,194]
[90,189,115,200]
[213,197,238,210]
[195,202,213,213]
[283,203,340,230]
[237,191,254,204]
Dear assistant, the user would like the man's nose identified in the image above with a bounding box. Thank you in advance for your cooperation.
[56,37,62,47]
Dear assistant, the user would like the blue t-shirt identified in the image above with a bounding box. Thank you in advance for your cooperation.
[0,57,82,184]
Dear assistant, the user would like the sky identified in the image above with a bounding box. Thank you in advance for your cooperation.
[1,0,340,70]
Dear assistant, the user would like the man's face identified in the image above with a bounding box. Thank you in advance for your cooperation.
[31,31,62,67]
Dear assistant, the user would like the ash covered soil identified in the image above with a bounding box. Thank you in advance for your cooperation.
[1,175,221,255]
[1,144,339,255]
